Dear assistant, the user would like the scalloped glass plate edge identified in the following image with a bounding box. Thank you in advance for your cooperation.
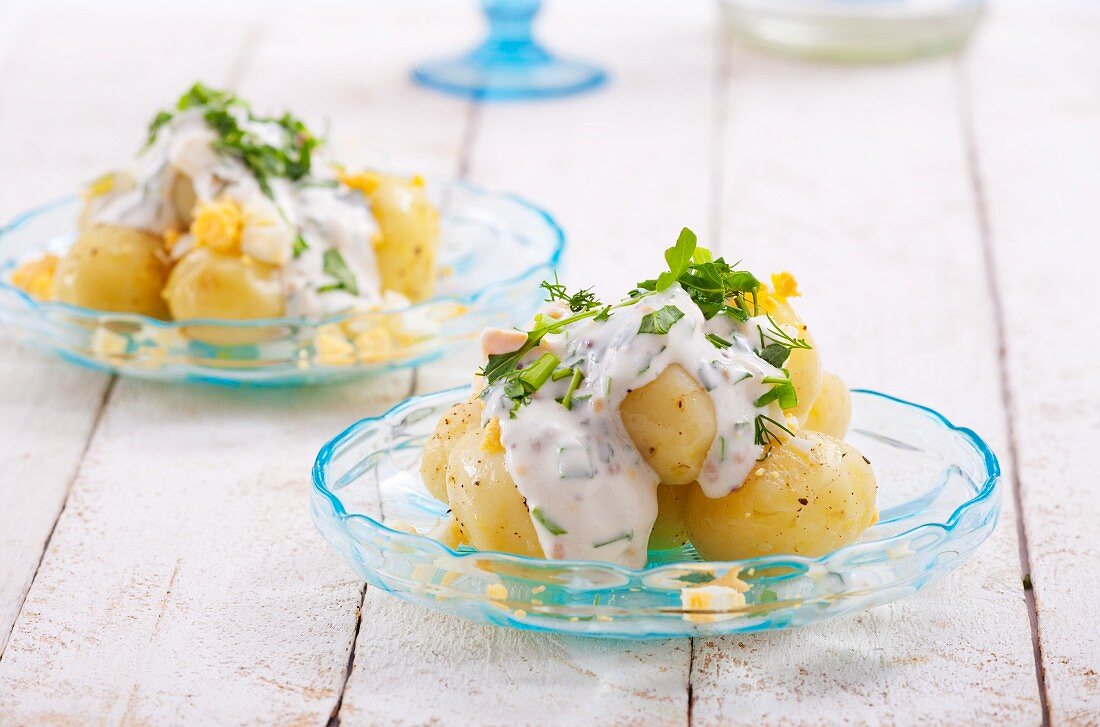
[0,179,565,386]
[311,387,1001,639]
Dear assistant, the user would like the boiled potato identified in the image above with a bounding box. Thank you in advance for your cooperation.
[805,371,852,439]
[685,431,877,560]
[446,427,543,558]
[649,484,691,550]
[368,175,439,303]
[164,247,284,321]
[420,398,483,503]
[766,300,822,424]
[621,363,716,485]
[53,225,170,318]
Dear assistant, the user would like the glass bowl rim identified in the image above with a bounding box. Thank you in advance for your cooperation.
[312,385,1001,578]
[0,177,566,330]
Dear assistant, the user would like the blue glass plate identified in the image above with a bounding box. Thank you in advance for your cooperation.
[312,387,1001,639]
[0,180,564,386]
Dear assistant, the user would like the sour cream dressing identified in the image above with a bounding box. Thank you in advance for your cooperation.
[482,284,787,568]
[86,108,386,317]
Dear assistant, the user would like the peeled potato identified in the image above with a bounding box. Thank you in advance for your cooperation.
[649,484,691,550]
[805,371,852,439]
[446,427,543,558]
[766,301,822,424]
[685,431,877,560]
[164,247,283,321]
[621,363,717,485]
[420,398,483,503]
[368,175,439,303]
[53,225,170,318]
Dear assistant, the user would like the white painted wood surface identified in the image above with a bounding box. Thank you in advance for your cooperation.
[0,0,1095,724]
[965,2,1100,722]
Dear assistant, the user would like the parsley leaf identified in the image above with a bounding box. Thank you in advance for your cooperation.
[638,305,685,335]
[656,228,697,291]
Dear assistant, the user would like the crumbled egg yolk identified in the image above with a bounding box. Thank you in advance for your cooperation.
[338,169,382,196]
[10,254,59,300]
[191,198,243,255]
[354,326,393,364]
[770,271,800,300]
[481,418,505,454]
[83,172,116,199]
[315,324,356,366]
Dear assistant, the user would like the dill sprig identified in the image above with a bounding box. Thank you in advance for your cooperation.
[540,274,603,313]
[756,314,812,368]
[754,413,793,460]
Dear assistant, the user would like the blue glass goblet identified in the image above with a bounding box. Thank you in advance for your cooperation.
[413,0,607,101]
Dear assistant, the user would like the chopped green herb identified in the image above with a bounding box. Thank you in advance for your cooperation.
[519,353,560,393]
[540,274,603,312]
[676,572,716,584]
[1023,574,1033,590]
[147,82,321,197]
[531,507,567,535]
[755,374,798,410]
[718,436,727,461]
[706,333,732,349]
[551,367,574,381]
[557,367,585,410]
[292,235,309,258]
[639,305,685,335]
[318,248,359,295]
[754,414,793,459]
[593,305,612,322]
[655,228,697,291]
[593,530,634,548]
[755,315,812,368]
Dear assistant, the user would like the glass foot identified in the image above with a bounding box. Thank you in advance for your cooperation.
[412,0,606,101]
[414,52,606,101]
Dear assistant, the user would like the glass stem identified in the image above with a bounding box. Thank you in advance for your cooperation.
[475,0,550,65]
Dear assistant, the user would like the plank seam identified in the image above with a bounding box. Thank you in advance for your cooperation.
[953,55,1051,727]
[0,374,117,662]
[326,368,420,727]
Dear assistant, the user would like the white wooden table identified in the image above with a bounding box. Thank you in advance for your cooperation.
[0,1,1096,724]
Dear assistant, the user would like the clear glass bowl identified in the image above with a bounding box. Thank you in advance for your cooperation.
[719,0,986,62]
[0,180,564,386]
[312,387,1001,639]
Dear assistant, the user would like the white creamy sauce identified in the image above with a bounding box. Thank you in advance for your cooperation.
[482,285,787,568]
[86,108,386,317]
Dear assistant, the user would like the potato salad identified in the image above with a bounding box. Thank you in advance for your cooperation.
[421,229,877,568]
[10,83,439,322]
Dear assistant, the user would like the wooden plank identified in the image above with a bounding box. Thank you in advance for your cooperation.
[688,40,1044,725]
[0,3,250,655]
[339,2,720,724]
[964,1,1100,722]
[0,2,475,724]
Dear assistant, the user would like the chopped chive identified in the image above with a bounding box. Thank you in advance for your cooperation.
[558,367,584,410]
[518,353,560,392]
[593,530,633,548]
[531,507,567,535]
[551,366,574,381]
